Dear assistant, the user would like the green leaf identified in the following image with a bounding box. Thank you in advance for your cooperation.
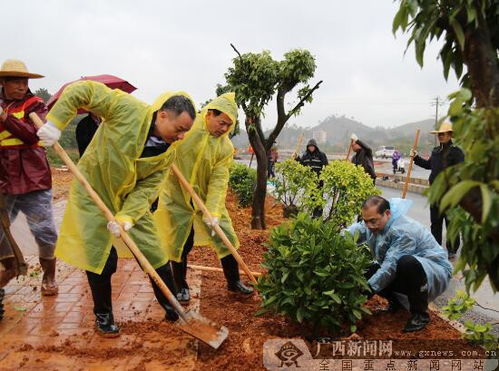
[479,185,492,223]
[440,180,481,212]
[450,18,466,51]
[13,306,27,311]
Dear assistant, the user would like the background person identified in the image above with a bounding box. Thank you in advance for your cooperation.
[0,59,58,296]
[350,133,376,184]
[412,120,465,258]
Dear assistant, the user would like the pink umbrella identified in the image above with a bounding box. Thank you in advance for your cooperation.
[47,74,137,110]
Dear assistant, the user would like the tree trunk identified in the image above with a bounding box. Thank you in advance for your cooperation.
[456,20,499,244]
[463,21,499,108]
[247,121,267,230]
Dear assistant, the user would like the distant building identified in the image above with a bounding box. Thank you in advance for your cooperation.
[313,130,327,144]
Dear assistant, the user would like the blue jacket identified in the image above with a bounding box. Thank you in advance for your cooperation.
[346,203,452,302]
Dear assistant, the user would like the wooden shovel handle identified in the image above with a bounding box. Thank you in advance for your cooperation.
[171,164,258,284]
[345,139,353,161]
[29,112,187,320]
[402,129,421,199]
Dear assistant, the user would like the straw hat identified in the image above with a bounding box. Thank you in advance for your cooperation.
[430,120,453,134]
[0,59,44,79]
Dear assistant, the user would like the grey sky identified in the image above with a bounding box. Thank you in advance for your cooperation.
[6,0,459,129]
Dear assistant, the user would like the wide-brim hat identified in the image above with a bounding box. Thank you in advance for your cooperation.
[0,59,44,79]
[430,120,453,134]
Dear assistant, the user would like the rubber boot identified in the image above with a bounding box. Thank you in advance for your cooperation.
[39,257,58,296]
[221,255,253,295]
[87,275,120,337]
[171,261,190,303]
[151,263,180,322]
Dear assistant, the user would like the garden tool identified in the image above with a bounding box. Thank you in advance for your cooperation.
[291,133,304,159]
[187,263,262,277]
[0,193,27,287]
[402,129,420,199]
[30,112,228,350]
[345,139,353,161]
[171,164,258,285]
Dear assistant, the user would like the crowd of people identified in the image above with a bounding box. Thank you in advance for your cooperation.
[0,57,462,337]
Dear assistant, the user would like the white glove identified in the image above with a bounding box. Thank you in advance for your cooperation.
[203,216,219,237]
[351,133,358,142]
[107,220,133,237]
[37,121,61,147]
[410,149,418,157]
[107,221,121,237]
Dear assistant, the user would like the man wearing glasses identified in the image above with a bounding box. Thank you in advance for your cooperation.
[155,93,253,304]
[345,196,452,332]
[412,120,464,258]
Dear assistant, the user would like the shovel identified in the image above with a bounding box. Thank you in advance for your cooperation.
[29,113,228,349]
[170,164,258,285]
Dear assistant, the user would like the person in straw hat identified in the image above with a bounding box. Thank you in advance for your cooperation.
[0,59,59,300]
[412,119,464,258]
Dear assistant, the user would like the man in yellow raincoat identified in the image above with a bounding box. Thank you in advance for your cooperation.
[36,81,196,337]
[155,92,253,303]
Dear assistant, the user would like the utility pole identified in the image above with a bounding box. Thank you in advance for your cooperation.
[430,97,445,146]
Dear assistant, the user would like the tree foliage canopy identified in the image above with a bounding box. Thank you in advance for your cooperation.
[393,0,499,291]
[221,46,321,229]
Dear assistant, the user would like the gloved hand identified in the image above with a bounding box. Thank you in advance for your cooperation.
[203,216,219,237]
[351,133,358,142]
[410,149,418,158]
[107,219,133,237]
[37,121,61,146]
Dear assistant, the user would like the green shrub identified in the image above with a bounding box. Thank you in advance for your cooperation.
[256,213,372,334]
[306,161,381,229]
[229,162,256,207]
[273,159,317,217]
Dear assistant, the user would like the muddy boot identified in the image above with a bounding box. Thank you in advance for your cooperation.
[40,257,58,296]
[222,255,254,295]
[171,261,190,303]
[95,312,120,337]
[0,288,5,320]
[87,274,120,337]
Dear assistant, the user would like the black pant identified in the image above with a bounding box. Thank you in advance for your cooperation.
[171,228,240,290]
[430,205,460,253]
[366,255,428,314]
[86,247,176,315]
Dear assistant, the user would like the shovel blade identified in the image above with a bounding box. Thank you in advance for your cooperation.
[177,309,228,349]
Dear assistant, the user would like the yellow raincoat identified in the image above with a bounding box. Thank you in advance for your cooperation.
[154,93,239,262]
[47,81,193,274]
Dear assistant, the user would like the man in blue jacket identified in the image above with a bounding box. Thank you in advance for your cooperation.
[345,196,452,332]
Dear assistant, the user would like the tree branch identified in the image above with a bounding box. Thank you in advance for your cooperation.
[266,80,323,151]
[286,80,323,120]
[230,43,242,59]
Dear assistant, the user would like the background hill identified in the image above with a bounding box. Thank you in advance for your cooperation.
[231,115,439,155]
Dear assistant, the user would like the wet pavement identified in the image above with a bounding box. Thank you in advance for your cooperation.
[2,200,200,370]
